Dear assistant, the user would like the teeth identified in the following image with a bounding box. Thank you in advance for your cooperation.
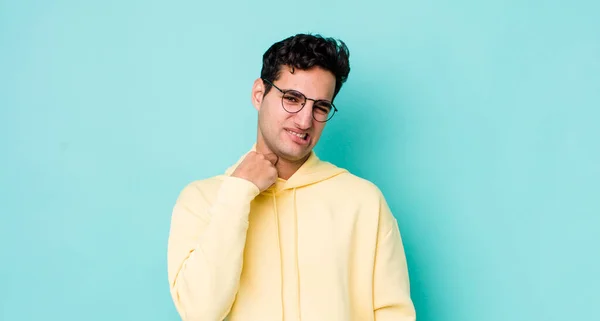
[287,130,307,139]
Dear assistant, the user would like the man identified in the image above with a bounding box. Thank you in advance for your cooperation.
[167,33,416,321]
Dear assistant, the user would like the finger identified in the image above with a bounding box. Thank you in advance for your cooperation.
[263,153,279,166]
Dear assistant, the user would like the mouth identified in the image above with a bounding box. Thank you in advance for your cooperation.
[285,129,310,143]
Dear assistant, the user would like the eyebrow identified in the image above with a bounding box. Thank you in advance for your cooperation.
[280,87,333,102]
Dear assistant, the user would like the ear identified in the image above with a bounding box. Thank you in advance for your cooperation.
[251,78,265,111]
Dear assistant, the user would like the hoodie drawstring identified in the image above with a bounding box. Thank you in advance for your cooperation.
[271,193,285,321]
[293,187,301,321]
[271,188,302,321]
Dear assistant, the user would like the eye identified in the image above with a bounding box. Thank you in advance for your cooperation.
[283,91,304,104]
[284,95,299,103]
[314,102,332,114]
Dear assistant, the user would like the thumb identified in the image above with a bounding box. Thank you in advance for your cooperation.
[263,153,279,166]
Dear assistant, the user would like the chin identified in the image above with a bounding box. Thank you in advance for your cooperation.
[276,143,312,162]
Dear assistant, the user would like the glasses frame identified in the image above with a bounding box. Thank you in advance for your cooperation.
[262,78,338,122]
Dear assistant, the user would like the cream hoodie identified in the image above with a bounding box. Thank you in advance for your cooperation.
[167,147,416,321]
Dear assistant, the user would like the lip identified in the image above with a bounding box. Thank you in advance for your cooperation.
[284,128,310,146]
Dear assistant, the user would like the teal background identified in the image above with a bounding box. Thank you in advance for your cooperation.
[1,0,599,320]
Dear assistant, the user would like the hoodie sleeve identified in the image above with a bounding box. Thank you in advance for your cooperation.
[373,193,417,321]
[167,176,260,321]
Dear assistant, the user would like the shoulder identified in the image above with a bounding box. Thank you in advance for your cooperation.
[329,169,384,194]
[331,171,400,232]
[174,175,228,205]
[324,170,388,207]
[319,170,399,233]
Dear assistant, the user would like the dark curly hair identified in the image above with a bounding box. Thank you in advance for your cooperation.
[260,33,351,101]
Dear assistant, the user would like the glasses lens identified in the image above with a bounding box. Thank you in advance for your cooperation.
[313,101,334,122]
[282,91,305,112]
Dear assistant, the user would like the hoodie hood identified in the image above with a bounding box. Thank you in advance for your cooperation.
[224,145,348,192]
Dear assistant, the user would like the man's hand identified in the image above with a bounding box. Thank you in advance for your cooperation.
[231,152,279,192]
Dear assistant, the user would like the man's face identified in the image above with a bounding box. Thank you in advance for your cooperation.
[252,66,336,163]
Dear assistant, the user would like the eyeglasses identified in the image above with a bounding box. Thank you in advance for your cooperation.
[262,78,337,122]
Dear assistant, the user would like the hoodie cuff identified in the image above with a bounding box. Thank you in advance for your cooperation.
[216,176,261,207]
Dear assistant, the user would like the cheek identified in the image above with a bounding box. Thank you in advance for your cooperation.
[312,123,326,137]
[260,104,287,130]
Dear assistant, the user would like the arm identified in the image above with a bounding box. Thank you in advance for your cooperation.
[167,176,260,321]
[373,195,416,320]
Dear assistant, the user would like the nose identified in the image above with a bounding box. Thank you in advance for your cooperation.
[294,102,313,130]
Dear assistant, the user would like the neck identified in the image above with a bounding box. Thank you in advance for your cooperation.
[255,140,309,180]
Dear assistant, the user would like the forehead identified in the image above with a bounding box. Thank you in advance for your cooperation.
[276,66,336,100]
